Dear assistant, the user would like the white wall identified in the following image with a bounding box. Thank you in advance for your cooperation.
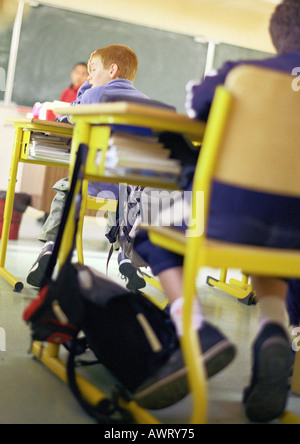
[0,104,24,191]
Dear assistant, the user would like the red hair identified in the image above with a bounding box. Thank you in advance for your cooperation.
[90,45,138,82]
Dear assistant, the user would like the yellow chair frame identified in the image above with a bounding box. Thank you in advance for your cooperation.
[207,269,255,305]
[146,65,300,424]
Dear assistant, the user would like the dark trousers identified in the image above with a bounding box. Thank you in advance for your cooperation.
[134,180,300,325]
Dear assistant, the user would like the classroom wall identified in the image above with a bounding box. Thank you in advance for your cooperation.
[31,0,277,54]
[0,104,24,192]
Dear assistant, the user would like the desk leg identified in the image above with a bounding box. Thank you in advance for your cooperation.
[76,179,89,264]
[0,127,23,292]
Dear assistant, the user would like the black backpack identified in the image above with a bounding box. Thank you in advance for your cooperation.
[23,144,179,423]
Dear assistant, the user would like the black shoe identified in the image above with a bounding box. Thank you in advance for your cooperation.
[27,242,54,287]
[118,252,146,291]
[134,322,236,410]
[198,322,237,379]
[243,323,292,423]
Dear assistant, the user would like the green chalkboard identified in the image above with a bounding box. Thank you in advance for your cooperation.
[11,4,208,113]
[213,42,273,71]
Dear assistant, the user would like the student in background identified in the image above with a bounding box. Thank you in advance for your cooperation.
[134,0,300,422]
[27,45,149,292]
[60,62,88,103]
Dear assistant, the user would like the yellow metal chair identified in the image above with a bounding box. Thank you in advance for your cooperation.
[207,269,255,305]
[145,65,300,424]
[76,179,118,264]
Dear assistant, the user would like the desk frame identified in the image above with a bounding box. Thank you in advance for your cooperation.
[46,103,207,424]
[0,119,73,291]
[5,106,208,424]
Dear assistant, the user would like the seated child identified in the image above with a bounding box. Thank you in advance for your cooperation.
[134,0,300,422]
[27,45,149,290]
[60,62,88,103]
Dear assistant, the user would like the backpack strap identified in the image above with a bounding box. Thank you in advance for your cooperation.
[67,334,134,424]
[41,143,88,286]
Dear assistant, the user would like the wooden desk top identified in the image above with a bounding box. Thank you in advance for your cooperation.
[53,102,205,141]
[7,118,74,130]
[55,102,189,121]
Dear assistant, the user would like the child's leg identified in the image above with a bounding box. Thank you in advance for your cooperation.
[244,276,292,423]
[252,276,289,331]
[38,178,69,242]
[157,265,236,378]
[27,178,69,287]
[159,267,205,336]
[286,279,300,327]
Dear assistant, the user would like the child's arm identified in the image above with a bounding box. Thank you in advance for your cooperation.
[186,61,236,121]
[75,85,106,105]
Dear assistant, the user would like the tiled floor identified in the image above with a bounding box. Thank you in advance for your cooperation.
[0,208,299,424]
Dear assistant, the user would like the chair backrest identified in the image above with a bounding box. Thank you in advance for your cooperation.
[212,65,300,197]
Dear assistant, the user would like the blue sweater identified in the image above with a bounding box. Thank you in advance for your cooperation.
[70,79,149,197]
[73,79,149,105]
[187,51,300,121]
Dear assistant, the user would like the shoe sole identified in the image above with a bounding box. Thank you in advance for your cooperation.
[27,253,51,287]
[119,263,146,291]
[135,340,236,410]
[244,339,291,423]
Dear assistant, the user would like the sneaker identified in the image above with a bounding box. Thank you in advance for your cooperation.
[243,323,292,423]
[134,322,236,410]
[27,242,54,287]
[118,251,146,291]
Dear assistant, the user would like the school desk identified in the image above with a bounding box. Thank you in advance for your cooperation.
[31,101,207,425]
[0,118,73,291]
[53,102,206,290]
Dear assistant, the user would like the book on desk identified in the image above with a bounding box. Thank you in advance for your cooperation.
[27,128,182,180]
[105,131,181,179]
[27,132,71,165]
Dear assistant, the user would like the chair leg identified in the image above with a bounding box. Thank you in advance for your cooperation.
[207,270,255,305]
[182,241,208,424]
[76,180,89,264]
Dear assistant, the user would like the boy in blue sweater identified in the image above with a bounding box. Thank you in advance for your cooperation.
[27,45,149,290]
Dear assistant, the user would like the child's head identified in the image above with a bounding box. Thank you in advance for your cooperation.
[71,63,88,88]
[270,0,300,54]
[88,44,139,87]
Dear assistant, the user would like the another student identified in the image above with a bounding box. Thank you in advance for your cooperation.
[60,62,88,103]
[27,45,149,290]
[134,0,300,422]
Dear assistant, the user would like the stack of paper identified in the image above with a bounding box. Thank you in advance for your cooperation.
[105,131,181,179]
[28,133,71,164]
